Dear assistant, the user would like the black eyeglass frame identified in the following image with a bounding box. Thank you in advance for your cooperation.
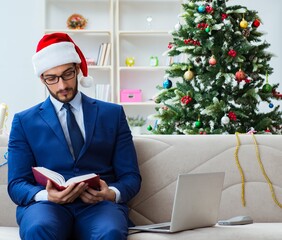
[41,69,77,85]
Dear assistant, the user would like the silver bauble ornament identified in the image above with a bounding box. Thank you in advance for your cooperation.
[221,115,230,125]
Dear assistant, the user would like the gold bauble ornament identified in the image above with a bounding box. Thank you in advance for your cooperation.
[184,70,194,81]
[240,19,248,29]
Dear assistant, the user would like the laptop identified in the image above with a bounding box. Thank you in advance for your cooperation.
[129,172,225,233]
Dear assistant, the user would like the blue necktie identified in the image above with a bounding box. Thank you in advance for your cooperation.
[63,103,84,160]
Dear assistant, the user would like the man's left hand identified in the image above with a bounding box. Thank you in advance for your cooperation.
[80,179,116,204]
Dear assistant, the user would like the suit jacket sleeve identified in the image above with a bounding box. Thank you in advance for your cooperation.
[108,106,142,203]
[8,113,45,206]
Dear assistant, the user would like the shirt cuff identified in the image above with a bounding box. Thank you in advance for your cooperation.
[108,186,121,203]
[34,190,48,201]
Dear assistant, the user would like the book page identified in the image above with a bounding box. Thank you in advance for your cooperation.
[64,173,97,186]
[35,167,65,185]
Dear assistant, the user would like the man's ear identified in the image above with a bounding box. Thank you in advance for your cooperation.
[40,75,46,85]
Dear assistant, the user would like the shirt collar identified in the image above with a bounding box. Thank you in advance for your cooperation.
[50,91,82,113]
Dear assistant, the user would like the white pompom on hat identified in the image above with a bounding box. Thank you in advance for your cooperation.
[32,32,93,87]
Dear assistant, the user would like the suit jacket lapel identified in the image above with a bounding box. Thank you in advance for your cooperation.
[38,97,69,151]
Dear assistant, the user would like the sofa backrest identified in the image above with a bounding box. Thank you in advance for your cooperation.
[0,134,17,227]
[2,134,282,227]
[129,135,282,225]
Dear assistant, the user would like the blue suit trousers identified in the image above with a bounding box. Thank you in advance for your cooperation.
[17,200,129,240]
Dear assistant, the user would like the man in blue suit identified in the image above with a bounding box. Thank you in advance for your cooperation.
[8,33,141,240]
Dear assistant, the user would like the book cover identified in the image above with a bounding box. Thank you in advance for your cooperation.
[32,167,100,191]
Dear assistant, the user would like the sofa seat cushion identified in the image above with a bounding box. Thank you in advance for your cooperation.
[0,227,20,240]
[128,223,282,240]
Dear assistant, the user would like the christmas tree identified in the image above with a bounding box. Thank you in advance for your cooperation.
[151,0,282,135]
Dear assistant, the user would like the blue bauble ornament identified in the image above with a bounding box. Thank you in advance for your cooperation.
[163,79,172,89]
[197,5,206,13]
[269,103,274,108]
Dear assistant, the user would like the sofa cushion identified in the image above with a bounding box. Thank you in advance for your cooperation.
[0,227,20,240]
[128,223,282,240]
[129,135,282,225]
[0,135,17,227]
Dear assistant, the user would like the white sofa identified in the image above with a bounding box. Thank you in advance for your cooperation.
[1,134,282,239]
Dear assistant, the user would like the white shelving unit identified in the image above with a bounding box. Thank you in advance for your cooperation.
[44,0,182,133]
[44,0,114,102]
[116,0,182,132]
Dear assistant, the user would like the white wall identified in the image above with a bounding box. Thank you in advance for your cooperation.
[0,0,45,132]
[0,0,281,132]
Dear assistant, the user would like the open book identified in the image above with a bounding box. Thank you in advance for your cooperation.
[32,167,100,191]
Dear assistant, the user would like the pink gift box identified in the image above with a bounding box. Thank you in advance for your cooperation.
[120,89,142,102]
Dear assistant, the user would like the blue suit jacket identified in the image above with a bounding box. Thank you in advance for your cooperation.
[8,93,141,210]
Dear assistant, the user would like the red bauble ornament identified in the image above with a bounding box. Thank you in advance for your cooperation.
[272,89,282,99]
[252,19,261,28]
[228,49,237,57]
[209,56,217,65]
[181,96,192,105]
[168,42,173,49]
[228,111,237,121]
[205,5,214,14]
[221,13,228,21]
[235,69,246,82]
[197,23,208,30]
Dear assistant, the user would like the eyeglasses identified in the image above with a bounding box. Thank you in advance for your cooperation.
[42,69,76,85]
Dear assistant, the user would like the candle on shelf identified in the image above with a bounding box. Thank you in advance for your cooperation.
[0,103,8,135]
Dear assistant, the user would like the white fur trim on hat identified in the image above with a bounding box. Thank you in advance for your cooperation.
[32,42,81,77]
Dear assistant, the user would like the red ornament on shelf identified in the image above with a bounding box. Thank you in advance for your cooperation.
[252,19,261,28]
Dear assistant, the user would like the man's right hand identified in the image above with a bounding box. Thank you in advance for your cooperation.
[46,180,88,204]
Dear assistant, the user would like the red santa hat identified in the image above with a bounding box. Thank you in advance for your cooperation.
[32,32,93,87]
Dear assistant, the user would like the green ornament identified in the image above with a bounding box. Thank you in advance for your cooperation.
[262,83,272,93]
[147,125,153,131]
[195,120,202,128]
[205,27,210,33]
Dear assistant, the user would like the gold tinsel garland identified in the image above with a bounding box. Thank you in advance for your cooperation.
[235,132,282,208]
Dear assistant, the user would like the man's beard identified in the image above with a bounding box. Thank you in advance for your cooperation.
[46,80,78,103]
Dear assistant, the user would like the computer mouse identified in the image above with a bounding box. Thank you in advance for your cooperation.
[218,215,253,225]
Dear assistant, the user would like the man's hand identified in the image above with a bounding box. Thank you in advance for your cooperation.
[80,179,116,204]
[46,180,88,204]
